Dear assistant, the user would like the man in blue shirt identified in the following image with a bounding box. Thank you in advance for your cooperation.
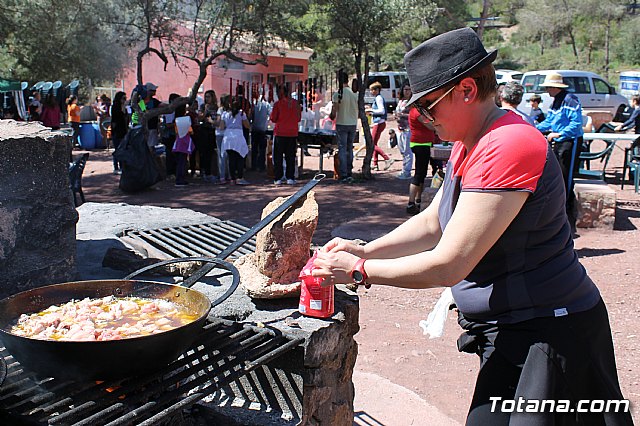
[615,94,640,134]
[536,73,583,236]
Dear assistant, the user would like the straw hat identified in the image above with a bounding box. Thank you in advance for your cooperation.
[539,73,568,89]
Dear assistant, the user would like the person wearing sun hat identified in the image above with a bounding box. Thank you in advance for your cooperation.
[310,28,631,425]
[536,72,584,235]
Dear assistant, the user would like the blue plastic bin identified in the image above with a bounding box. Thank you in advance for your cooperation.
[78,123,96,149]
[93,123,104,148]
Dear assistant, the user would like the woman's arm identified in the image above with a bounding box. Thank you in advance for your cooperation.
[619,108,639,130]
[242,114,250,129]
[313,190,528,288]
[364,187,444,257]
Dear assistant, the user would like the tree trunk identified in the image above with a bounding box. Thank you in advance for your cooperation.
[561,0,579,60]
[477,0,491,41]
[355,47,374,180]
[568,27,579,60]
[401,34,413,52]
[604,18,610,80]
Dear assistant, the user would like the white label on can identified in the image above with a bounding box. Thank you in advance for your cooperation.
[299,304,306,313]
[310,299,323,310]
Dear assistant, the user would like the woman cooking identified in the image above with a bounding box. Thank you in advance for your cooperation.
[312,28,632,425]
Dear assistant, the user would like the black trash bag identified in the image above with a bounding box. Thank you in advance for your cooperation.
[114,126,161,193]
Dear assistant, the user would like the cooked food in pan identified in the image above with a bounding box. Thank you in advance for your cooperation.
[8,296,199,341]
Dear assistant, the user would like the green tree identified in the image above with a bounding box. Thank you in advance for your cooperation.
[1,0,128,85]
[116,0,312,135]
[320,0,403,178]
[614,15,640,69]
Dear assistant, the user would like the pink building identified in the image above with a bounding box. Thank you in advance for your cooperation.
[122,45,314,103]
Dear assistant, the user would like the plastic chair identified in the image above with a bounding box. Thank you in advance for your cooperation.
[69,153,89,206]
[621,137,640,192]
[576,139,616,181]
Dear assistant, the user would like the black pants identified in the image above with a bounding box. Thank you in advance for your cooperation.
[193,126,216,176]
[227,150,244,180]
[459,300,632,426]
[251,129,267,171]
[411,145,431,186]
[273,136,297,181]
[161,132,176,176]
[553,138,582,232]
[112,136,124,170]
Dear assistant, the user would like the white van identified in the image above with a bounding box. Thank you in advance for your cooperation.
[619,70,640,102]
[518,70,629,121]
[363,71,408,112]
[496,69,524,86]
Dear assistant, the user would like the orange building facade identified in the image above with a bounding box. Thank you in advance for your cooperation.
[122,46,314,103]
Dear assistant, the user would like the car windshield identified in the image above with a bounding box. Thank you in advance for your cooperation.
[522,74,547,93]
[522,74,589,94]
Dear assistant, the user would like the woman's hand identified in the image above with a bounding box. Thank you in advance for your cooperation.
[321,237,366,257]
[311,250,360,285]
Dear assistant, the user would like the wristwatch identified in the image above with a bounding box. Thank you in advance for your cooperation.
[350,259,371,289]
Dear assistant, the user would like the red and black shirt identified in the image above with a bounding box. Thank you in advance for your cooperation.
[439,112,600,323]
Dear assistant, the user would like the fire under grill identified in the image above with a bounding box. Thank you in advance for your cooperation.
[0,317,304,425]
[121,222,257,261]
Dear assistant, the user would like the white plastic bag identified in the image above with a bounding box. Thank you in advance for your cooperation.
[419,287,454,339]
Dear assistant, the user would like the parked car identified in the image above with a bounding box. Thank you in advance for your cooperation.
[363,71,408,112]
[518,70,629,121]
[496,69,523,86]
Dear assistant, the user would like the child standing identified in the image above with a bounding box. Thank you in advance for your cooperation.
[172,115,194,187]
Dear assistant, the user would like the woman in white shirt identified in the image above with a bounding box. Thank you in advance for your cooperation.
[219,100,250,185]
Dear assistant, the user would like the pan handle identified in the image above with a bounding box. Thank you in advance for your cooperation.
[124,257,240,308]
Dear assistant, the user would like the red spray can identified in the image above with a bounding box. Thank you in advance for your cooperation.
[298,251,334,318]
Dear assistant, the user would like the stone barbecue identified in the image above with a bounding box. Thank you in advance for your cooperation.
[71,202,358,425]
[0,120,77,298]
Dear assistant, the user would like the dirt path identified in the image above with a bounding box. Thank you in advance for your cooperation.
[78,135,640,424]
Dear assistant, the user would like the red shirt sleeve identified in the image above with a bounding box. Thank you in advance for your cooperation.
[452,112,548,192]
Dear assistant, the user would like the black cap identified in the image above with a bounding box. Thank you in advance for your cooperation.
[404,28,497,106]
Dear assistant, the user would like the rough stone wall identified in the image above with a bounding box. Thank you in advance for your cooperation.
[301,289,359,425]
[585,111,613,131]
[0,120,78,298]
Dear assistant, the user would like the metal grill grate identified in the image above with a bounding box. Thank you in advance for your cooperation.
[122,222,256,261]
[0,318,303,425]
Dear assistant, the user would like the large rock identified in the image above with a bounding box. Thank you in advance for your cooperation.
[575,180,616,229]
[235,191,318,299]
[585,110,614,131]
[0,120,77,298]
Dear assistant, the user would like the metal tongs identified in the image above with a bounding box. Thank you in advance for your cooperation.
[179,173,326,297]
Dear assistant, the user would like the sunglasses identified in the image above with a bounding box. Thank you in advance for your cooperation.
[415,85,455,122]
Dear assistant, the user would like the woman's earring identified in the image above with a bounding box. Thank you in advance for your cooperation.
[464,97,469,102]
